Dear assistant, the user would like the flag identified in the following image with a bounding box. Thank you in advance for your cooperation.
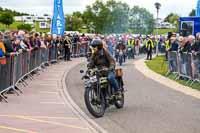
[196,0,200,16]
[51,0,65,35]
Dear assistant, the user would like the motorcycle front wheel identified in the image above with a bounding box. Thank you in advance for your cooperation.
[84,87,106,118]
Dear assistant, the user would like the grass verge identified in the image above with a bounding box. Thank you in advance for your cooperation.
[152,28,177,35]
[145,55,200,91]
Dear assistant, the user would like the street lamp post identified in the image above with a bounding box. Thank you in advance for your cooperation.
[155,2,161,56]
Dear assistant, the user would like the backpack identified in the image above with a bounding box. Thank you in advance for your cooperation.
[0,48,4,57]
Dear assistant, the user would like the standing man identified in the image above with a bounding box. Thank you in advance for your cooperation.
[72,33,79,57]
[165,38,171,61]
[146,36,154,60]
[127,37,135,59]
[63,35,72,61]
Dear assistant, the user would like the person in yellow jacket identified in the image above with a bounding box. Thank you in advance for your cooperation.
[127,37,135,48]
[127,37,135,59]
[0,42,6,55]
[165,38,171,61]
[0,35,6,64]
[145,37,154,60]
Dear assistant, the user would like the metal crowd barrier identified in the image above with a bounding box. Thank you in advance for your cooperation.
[71,43,79,57]
[0,47,58,102]
[167,51,200,86]
[166,51,179,77]
[0,57,12,101]
[57,44,65,59]
[49,45,57,63]
[190,53,200,85]
[177,52,193,81]
[71,42,90,57]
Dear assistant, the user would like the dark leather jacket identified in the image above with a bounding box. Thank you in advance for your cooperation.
[88,49,116,70]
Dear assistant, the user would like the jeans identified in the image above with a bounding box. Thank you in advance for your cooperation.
[107,71,119,92]
[169,57,176,72]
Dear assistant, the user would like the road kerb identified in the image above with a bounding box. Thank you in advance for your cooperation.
[60,60,109,133]
[134,58,200,100]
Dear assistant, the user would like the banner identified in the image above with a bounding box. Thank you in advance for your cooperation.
[51,0,65,35]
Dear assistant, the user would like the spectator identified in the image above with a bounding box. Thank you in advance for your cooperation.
[13,37,23,53]
[71,33,79,57]
[3,33,14,56]
[23,34,32,50]
[178,36,189,76]
[181,37,191,53]
[191,33,200,78]
[0,33,6,64]
[168,37,178,72]
[145,36,154,60]
[55,36,63,58]
[63,35,72,61]
[35,33,41,48]
[80,34,88,56]
[106,37,114,56]
[169,37,178,52]
[178,36,187,53]
[135,37,140,55]
[17,35,28,50]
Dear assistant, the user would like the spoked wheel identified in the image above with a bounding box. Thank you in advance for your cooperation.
[84,87,105,118]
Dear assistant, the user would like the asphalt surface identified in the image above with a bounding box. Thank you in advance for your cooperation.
[66,59,200,133]
[0,59,94,133]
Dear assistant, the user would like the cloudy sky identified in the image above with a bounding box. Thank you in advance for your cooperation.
[0,0,197,18]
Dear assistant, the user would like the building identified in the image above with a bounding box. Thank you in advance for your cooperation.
[14,15,52,29]
[14,15,51,22]
[159,22,176,29]
[39,22,50,29]
[155,18,176,29]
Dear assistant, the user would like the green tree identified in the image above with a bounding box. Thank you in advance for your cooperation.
[189,9,196,16]
[164,13,179,23]
[17,24,32,31]
[106,1,130,33]
[65,13,84,32]
[129,6,154,34]
[69,0,155,34]
[0,6,29,16]
[164,13,179,31]
[82,0,130,33]
[0,12,14,27]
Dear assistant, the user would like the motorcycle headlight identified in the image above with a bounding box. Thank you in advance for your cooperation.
[90,76,97,83]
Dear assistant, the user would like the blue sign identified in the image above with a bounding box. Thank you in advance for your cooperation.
[197,0,200,16]
[51,0,65,35]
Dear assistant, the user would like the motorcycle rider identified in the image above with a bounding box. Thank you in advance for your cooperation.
[116,39,126,62]
[88,39,120,94]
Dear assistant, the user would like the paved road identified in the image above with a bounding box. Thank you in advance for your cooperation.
[66,59,200,133]
[0,59,94,133]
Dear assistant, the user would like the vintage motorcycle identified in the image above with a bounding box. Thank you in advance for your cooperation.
[80,67,125,118]
[127,46,135,59]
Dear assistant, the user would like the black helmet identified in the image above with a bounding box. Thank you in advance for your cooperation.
[91,39,103,50]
